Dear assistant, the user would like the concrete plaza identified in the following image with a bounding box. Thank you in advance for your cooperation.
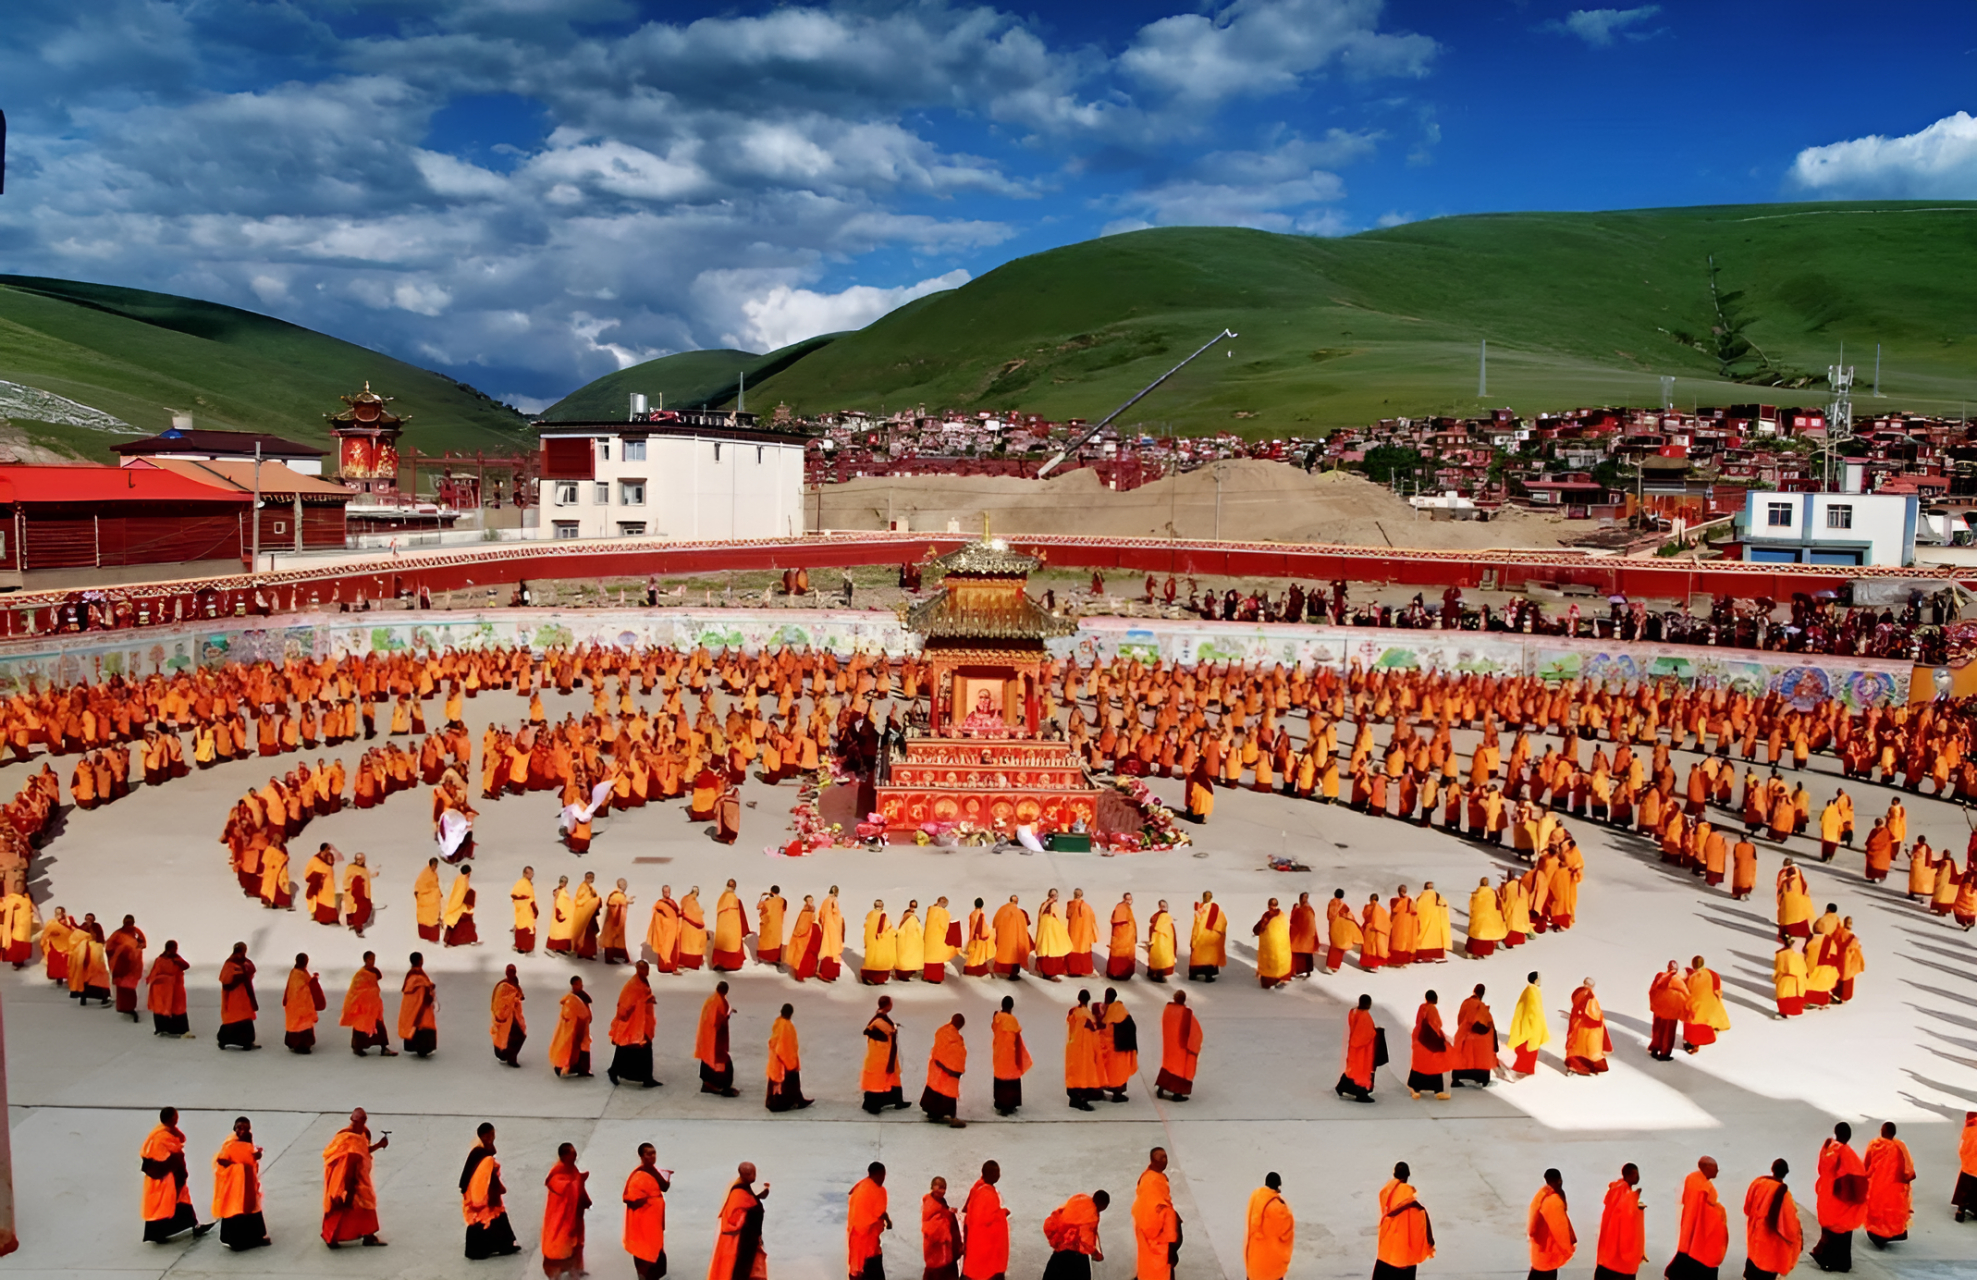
[5,680,1976,1279]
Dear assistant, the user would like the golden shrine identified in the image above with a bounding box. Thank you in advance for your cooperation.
[876,535,1099,837]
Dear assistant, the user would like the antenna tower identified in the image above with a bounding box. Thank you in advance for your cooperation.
[1824,359,1854,493]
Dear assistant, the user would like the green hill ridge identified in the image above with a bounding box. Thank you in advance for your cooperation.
[0,275,531,461]
[571,201,1977,435]
[541,334,841,421]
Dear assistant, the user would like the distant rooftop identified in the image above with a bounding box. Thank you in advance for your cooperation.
[112,428,324,460]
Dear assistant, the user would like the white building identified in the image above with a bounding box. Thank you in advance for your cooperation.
[1739,489,1917,567]
[535,412,807,541]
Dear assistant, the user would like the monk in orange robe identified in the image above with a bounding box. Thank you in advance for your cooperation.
[709,1164,768,1280]
[1336,993,1378,1102]
[549,975,594,1078]
[321,1108,388,1247]
[991,895,1031,978]
[1450,983,1499,1088]
[282,952,324,1054]
[920,1013,968,1127]
[990,994,1031,1115]
[1155,990,1202,1101]
[923,1175,962,1280]
[140,1107,206,1241]
[1407,992,1450,1100]
[1528,1168,1576,1278]
[339,952,393,1056]
[1106,893,1137,980]
[1863,1121,1914,1248]
[1669,1157,1729,1279]
[1375,1164,1434,1276]
[542,1143,591,1278]
[1244,1172,1295,1280]
[1810,1122,1868,1271]
[398,953,436,1057]
[1132,1148,1182,1280]
[1595,1164,1644,1280]
[963,1161,1010,1280]
[212,1115,269,1250]
[697,980,740,1096]
[847,1163,891,1280]
[1042,1190,1108,1273]
[145,941,191,1038]
[1064,990,1105,1111]
[1066,889,1098,977]
[622,1143,670,1280]
[490,964,526,1066]
[216,941,259,1050]
[607,961,659,1088]
[460,1124,519,1259]
[1288,892,1318,976]
[862,995,906,1113]
[1743,1159,1803,1279]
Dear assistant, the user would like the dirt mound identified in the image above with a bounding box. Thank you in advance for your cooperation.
[813,461,1574,551]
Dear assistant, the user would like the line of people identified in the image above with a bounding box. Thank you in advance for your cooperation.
[137,1108,1977,1279]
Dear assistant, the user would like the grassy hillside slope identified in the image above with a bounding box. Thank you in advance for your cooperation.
[542,334,840,421]
[696,202,1977,434]
[0,276,531,461]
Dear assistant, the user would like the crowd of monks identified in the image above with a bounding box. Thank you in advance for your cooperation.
[136,1104,1977,1279]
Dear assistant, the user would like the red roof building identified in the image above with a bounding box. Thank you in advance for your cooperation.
[0,464,251,588]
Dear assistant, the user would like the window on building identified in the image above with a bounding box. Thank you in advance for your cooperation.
[756,446,764,464]
[617,521,647,537]
[555,482,579,506]
[594,482,610,505]
[620,479,646,506]
[1766,502,1792,527]
[623,439,646,461]
[713,442,722,462]
[598,439,610,461]
[1826,504,1852,530]
[552,522,580,540]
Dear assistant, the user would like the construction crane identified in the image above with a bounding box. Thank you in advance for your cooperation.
[1035,328,1237,478]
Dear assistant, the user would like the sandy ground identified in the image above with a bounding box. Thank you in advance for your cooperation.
[5,679,1977,1280]
[812,462,1582,551]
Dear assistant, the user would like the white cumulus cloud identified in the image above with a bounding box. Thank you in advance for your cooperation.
[732,270,971,353]
[1788,111,1977,199]
[1549,6,1661,47]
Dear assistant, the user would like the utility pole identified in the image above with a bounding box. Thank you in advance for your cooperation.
[1214,464,1224,540]
[1873,344,1883,398]
[250,441,262,575]
[1477,340,1487,398]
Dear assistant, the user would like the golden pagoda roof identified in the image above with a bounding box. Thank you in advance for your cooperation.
[902,588,1076,641]
[326,381,407,429]
[931,536,1041,577]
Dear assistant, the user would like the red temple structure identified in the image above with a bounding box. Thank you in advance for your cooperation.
[326,383,405,496]
[875,535,1099,837]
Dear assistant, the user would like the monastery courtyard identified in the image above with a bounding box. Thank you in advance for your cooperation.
[5,677,1975,1280]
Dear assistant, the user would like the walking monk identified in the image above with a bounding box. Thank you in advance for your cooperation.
[1132,1147,1182,1280]
[1666,1157,1728,1280]
[549,975,594,1078]
[216,941,259,1050]
[697,981,740,1096]
[1743,1159,1803,1279]
[340,952,394,1057]
[923,1175,962,1280]
[140,1106,209,1242]
[1863,1121,1914,1249]
[1041,1188,1108,1280]
[1527,1168,1576,1279]
[491,964,525,1067]
[212,1115,270,1251]
[607,961,659,1088]
[1810,1122,1868,1271]
[1374,1162,1433,1279]
[847,1162,891,1280]
[1155,990,1203,1101]
[1508,971,1548,1076]
[622,1143,670,1280]
[991,995,1031,1116]
[1595,1164,1644,1280]
[1107,893,1137,980]
[321,1108,388,1248]
[963,1161,1010,1280]
[1337,993,1379,1102]
[766,1003,812,1111]
[709,1163,769,1280]
[920,1013,968,1128]
[542,1143,591,1279]
[1244,1172,1295,1280]
[511,867,538,953]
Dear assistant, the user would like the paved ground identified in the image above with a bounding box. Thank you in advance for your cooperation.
[6,680,1977,1279]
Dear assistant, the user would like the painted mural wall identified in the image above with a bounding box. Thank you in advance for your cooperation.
[0,607,1911,710]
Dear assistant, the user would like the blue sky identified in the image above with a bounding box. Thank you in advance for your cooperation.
[3,0,1973,411]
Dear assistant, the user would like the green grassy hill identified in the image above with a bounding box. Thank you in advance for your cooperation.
[541,334,840,421]
[0,276,531,461]
[619,201,1977,434]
